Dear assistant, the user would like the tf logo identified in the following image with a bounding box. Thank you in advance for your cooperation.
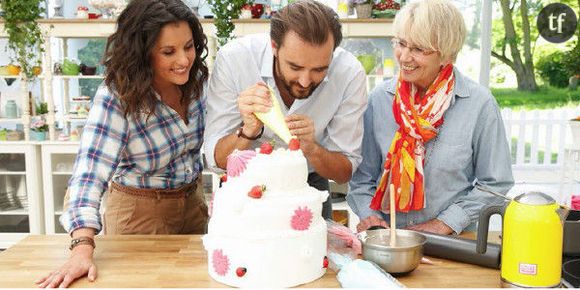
[537,3,578,43]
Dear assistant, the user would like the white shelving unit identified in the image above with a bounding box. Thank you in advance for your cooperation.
[0,76,37,141]
[0,142,44,248]
[40,142,80,234]
[41,141,221,234]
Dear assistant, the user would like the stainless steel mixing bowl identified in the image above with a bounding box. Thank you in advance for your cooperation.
[359,229,426,274]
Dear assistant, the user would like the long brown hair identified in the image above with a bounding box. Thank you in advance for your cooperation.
[103,0,209,117]
[270,0,342,50]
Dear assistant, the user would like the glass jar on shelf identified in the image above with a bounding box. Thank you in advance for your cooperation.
[4,100,18,119]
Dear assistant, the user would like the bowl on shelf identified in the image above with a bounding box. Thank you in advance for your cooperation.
[72,95,92,102]
[372,9,398,19]
[61,59,80,76]
[6,130,23,141]
[80,64,97,76]
[0,66,10,76]
[7,64,21,76]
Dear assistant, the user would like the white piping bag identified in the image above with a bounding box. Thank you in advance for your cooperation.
[254,86,293,144]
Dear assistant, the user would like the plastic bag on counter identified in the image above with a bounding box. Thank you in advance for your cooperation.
[327,219,361,263]
[329,253,405,288]
[326,219,404,288]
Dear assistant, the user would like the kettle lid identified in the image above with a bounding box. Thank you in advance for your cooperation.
[514,191,555,205]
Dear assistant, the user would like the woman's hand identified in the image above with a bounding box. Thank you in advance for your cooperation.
[356,215,389,233]
[406,218,454,235]
[35,245,97,288]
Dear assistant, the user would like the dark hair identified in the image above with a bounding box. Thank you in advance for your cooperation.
[103,0,209,117]
[270,0,342,50]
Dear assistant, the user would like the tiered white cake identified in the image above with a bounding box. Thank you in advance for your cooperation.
[203,148,329,288]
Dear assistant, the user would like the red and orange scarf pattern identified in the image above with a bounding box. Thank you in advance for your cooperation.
[370,64,455,213]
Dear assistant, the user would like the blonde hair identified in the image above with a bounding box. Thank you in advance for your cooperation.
[393,0,466,62]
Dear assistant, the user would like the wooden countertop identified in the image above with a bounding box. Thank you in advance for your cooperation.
[0,234,501,288]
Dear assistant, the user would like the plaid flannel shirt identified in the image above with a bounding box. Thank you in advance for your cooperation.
[60,86,205,233]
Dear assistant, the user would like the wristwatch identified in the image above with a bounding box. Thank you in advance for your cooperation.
[236,125,264,140]
[69,236,96,250]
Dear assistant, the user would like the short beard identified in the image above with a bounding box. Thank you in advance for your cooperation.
[274,57,319,100]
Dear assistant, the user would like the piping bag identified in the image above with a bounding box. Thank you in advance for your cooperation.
[253,86,293,144]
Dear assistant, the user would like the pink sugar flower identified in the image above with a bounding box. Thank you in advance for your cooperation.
[291,206,313,231]
[212,249,230,276]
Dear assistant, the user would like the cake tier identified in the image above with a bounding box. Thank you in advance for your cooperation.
[203,221,327,288]
[209,182,328,234]
[227,149,308,192]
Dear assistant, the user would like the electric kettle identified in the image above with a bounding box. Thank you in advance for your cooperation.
[477,191,569,288]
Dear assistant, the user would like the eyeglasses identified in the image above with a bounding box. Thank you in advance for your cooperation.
[391,38,437,57]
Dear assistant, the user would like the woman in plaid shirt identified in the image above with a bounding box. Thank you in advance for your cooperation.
[37,0,210,287]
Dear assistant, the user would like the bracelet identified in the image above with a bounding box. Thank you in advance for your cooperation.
[69,236,96,250]
[236,124,264,140]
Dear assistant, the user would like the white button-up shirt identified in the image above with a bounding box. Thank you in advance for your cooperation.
[204,34,368,174]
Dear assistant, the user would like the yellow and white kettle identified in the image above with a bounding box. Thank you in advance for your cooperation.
[477,191,569,288]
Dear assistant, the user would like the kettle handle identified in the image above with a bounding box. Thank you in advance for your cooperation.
[476,205,505,254]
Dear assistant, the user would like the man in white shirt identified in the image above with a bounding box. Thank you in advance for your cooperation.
[204,0,368,219]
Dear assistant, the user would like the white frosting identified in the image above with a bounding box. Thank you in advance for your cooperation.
[231,148,309,192]
[203,148,329,287]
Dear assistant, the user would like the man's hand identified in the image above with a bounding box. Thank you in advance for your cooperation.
[356,215,390,233]
[286,114,316,155]
[406,218,454,235]
[35,245,97,288]
[237,82,272,137]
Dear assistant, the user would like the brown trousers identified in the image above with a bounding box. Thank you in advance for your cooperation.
[104,179,209,235]
[64,179,209,235]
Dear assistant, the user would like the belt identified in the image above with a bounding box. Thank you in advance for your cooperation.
[110,181,197,200]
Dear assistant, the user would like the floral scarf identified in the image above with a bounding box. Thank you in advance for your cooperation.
[370,64,455,213]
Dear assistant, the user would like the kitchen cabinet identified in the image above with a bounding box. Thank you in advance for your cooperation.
[40,142,219,234]
[40,142,80,234]
[0,142,44,248]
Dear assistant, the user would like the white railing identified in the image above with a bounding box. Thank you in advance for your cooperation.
[501,108,579,169]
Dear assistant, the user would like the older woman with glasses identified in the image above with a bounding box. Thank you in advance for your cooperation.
[347,0,514,235]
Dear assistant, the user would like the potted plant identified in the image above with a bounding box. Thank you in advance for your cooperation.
[570,116,580,148]
[35,101,48,116]
[209,0,249,47]
[1,0,45,80]
[30,117,48,141]
[350,0,373,19]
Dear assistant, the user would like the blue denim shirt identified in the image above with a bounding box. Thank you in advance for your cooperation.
[346,68,514,234]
